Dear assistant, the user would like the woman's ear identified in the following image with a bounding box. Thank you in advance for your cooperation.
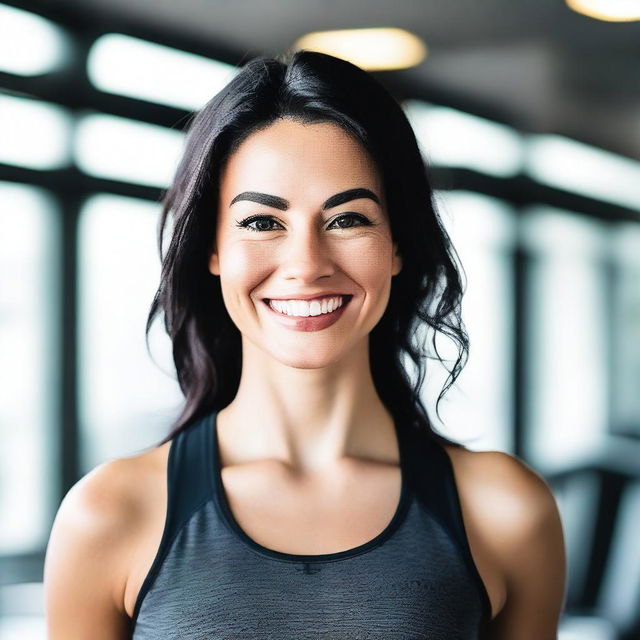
[392,242,402,276]
[208,243,220,276]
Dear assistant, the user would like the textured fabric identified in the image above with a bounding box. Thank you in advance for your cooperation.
[130,410,492,639]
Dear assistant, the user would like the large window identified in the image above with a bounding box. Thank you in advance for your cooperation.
[77,194,183,471]
[522,206,610,471]
[419,190,516,453]
[0,183,59,554]
[610,223,640,438]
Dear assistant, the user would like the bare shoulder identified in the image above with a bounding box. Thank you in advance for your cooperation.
[44,444,169,638]
[54,444,167,542]
[443,445,567,638]
[443,445,561,530]
[445,446,558,548]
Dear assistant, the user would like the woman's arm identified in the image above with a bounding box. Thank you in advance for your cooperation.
[43,460,137,639]
[485,452,567,639]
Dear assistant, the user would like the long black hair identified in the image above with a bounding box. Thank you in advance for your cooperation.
[145,49,469,449]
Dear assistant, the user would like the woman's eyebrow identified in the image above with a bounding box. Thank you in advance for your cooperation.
[229,187,380,211]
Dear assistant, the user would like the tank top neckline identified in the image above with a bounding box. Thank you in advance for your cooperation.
[207,409,414,564]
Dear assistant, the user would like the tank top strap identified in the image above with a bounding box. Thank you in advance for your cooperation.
[131,411,216,623]
[399,424,490,617]
[167,411,216,530]
[400,427,467,547]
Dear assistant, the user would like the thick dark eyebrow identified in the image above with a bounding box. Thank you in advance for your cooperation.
[229,187,380,211]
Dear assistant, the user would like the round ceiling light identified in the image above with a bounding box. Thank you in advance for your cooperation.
[566,0,640,21]
[292,28,427,71]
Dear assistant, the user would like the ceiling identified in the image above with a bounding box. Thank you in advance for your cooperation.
[42,0,640,161]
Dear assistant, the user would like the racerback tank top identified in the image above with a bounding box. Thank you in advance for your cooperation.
[130,410,493,639]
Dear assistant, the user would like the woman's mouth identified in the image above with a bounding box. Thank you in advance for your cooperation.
[261,295,353,332]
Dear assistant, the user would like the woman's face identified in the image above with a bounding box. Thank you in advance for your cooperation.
[209,117,402,368]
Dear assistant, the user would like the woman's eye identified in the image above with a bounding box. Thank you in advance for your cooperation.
[329,214,371,230]
[235,213,372,233]
[237,216,278,232]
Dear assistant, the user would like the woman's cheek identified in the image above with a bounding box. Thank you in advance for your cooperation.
[223,243,268,279]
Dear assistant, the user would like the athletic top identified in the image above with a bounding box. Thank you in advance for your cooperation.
[130,410,493,639]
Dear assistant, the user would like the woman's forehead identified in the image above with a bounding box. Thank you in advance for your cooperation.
[218,120,382,203]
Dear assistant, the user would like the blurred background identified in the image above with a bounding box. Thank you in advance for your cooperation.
[1,0,639,638]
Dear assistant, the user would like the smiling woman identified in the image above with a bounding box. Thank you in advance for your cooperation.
[208,117,401,353]
[43,49,566,640]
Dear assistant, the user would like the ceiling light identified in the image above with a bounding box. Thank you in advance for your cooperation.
[526,134,640,211]
[0,94,72,169]
[404,100,523,177]
[74,113,185,188]
[566,0,640,21]
[0,5,70,75]
[87,33,238,111]
[293,28,426,71]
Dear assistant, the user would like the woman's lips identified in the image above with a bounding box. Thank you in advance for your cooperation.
[261,295,353,332]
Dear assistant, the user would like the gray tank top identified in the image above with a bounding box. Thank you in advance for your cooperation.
[130,410,492,639]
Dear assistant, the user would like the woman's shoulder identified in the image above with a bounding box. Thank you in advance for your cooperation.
[442,444,566,628]
[442,444,561,534]
[75,442,171,514]
[44,443,170,635]
[53,442,168,528]
[49,442,171,562]
[44,443,172,617]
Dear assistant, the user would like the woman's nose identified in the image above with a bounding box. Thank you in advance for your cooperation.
[278,227,335,278]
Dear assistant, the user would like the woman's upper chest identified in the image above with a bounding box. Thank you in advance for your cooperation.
[122,439,506,622]
[215,455,404,555]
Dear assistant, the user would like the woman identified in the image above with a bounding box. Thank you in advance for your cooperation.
[44,50,566,639]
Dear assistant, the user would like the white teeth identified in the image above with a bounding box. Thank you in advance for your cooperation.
[270,296,345,317]
[309,301,320,315]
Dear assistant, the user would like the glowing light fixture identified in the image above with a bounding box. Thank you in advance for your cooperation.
[0,4,70,75]
[403,99,523,177]
[87,33,238,111]
[74,113,185,188]
[0,94,72,169]
[526,134,640,211]
[566,0,640,21]
[293,28,426,70]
